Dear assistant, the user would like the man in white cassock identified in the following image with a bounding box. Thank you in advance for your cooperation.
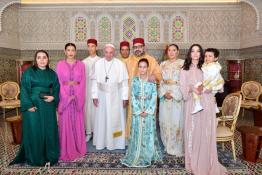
[92,43,128,150]
[82,39,101,142]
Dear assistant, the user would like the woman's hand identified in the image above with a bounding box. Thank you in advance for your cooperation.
[197,84,204,92]
[28,107,37,112]
[93,98,99,107]
[69,95,75,101]
[140,112,147,117]
[44,96,54,102]
[193,87,201,95]
[164,92,173,100]
[148,74,156,83]
[123,100,128,108]
[191,84,203,95]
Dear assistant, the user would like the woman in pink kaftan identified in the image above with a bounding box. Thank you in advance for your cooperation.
[56,43,86,161]
[180,44,227,175]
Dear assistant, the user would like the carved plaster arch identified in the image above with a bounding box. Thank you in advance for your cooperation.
[240,0,260,30]
[0,1,20,32]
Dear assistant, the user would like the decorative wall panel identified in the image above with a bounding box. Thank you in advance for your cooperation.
[74,16,88,42]
[0,5,19,49]
[97,15,112,43]
[121,15,137,42]
[16,4,243,50]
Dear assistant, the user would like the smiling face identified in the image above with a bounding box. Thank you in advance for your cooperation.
[205,51,218,64]
[133,43,145,57]
[65,45,76,60]
[104,45,115,61]
[36,52,49,69]
[167,45,179,60]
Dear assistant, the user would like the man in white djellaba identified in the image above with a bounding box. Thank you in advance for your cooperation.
[82,39,101,142]
[91,43,129,150]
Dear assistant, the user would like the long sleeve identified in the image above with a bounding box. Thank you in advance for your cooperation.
[56,62,72,113]
[210,78,224,92]
[145,83,157,115]
[203,63,224,92]
[203,68,219,89]
[119,62,129,100]
[179,70,192,101]
[52,73,60,107]
[75,64,86,111]
[152,60,162,83]
[83,60,89,101]
[20,69,34,112]
[131,79,142,116]
[91,64,98,99]
[158,62,166,99]
[170,86,183,101]
[158,81,167,99]
[121,79,129,100]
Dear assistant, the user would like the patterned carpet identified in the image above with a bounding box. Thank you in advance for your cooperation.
[0,110,261,175]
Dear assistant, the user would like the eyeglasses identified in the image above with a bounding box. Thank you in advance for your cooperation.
[133,45,144,49]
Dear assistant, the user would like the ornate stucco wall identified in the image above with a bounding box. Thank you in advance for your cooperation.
[0,1,261,83]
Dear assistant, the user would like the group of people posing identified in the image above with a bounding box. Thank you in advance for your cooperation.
[10,37,227,175]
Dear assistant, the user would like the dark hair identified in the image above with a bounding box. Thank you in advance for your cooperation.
[138,58,149,67]
[165,44,179,58]
[182,44,204,70]
[65,43,76,50]
[205,48,220,58]
[33,50,50,70]
[168,44,179,51]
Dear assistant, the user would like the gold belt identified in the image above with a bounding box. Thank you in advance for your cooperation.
[63,81,80,85]
[163,79,179,85]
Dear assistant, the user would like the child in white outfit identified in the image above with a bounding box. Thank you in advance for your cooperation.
[192,48,224,114]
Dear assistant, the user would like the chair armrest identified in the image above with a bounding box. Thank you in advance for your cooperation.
[234,91,241,95]
[217,115,234,122]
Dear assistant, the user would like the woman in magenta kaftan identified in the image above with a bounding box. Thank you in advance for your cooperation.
[56,43,86,161]
[180,44,227,175]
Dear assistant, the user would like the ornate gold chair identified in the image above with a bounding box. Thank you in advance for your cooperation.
[240,81,262,117]
[0,81,20,119]
[216,93,242,161]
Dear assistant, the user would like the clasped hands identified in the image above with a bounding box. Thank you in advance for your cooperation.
[189,84,211,95]
[28,95,54,112]
[164,92,173,100]
[140,111,147,118]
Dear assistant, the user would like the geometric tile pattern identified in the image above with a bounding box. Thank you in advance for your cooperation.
[122,16,136,42]
[172,16,184,42]
[147,16,160,42]
[75,16,87,42]
[98,16,112,43]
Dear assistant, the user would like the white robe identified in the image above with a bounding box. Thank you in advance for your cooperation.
[202,62,224,94]
[82,55,101,136]
[159,59,184,156]
[92,58,128,150]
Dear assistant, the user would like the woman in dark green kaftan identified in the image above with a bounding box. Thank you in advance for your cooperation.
[10,50,60,166]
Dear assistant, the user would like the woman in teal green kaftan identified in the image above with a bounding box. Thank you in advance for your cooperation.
[10,50,60,166]
[121,58,162,167]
